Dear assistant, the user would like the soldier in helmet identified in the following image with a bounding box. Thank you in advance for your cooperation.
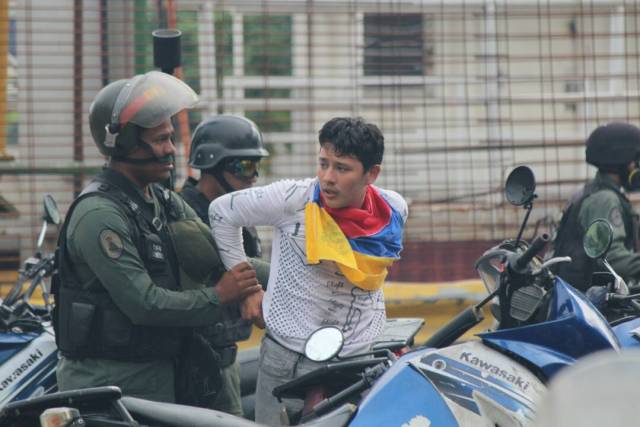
[182,115,269,256]
[53,72,261,403]
[179,114,270,416]
[554,122,640,292]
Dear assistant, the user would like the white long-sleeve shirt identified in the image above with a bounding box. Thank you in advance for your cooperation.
[209,177,408,355]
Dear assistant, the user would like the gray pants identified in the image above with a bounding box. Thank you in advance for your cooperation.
[254,335,326,426]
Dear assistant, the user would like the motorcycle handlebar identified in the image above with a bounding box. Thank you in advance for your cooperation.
[607,293,640,302]
[608,293,640,315]
[3,253,55,309]
[422,306,484,349]
[26,254,55,278]
[514,233,550,272]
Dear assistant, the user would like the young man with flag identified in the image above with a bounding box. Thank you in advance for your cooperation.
[209,117,408,425]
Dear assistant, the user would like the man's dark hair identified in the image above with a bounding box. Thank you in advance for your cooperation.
[318,117,384,171]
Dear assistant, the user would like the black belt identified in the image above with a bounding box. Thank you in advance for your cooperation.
[264,333,293,352]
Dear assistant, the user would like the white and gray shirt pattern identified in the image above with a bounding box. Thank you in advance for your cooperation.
[209,177,408,356]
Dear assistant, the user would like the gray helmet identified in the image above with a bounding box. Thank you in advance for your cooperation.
[586,122,640,168]
[188,115,269,170]
[89,71,199,157]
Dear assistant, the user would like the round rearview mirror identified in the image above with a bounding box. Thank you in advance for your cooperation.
[304,326,344,362]
[43,194,61,225]
[583,219,613,259]
[505,166,536,206]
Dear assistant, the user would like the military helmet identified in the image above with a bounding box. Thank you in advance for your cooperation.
[188,115,269,170]
[586,122,640,168]
[89,71,199,157]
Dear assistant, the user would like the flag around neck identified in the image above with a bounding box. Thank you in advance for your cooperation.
[305,183,404,291]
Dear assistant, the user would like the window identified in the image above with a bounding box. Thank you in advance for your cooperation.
[364,14,425,76]
[244,15,292,76]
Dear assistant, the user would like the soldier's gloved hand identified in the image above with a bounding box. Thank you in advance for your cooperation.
[215,262,261,304]
[241,289,265,329]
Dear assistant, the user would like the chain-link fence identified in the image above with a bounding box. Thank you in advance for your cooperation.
[1,0,639,284]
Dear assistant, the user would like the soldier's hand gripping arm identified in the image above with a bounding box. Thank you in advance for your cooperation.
[213,261,261,304]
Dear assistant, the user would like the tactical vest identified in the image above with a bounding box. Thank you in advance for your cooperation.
[553,179,638,292]
[179,178,256,353]
[53,171,184,362]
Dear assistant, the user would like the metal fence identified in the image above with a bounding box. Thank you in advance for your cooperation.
[1,0,639,283]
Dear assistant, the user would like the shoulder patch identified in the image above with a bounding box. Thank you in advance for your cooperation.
[99,229,124,259]
[609,207,624,228]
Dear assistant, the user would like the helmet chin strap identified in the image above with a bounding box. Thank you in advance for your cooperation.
[622,162,640,192]
[112,155,172,165]
[112,141,174,165]
[213,168,235,194]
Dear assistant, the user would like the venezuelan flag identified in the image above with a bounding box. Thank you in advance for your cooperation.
[305,183,404,291]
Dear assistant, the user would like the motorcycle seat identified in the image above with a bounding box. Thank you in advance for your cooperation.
[121,396,260,427]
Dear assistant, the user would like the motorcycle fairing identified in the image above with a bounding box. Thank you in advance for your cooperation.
[414,342,542,424]
[611,317,640,349]
[351,341,543,426]
[478,277,619,380]
[348,359,459,427]
[416,353,537,415]
[10,351,57,402]
[0,326,58,408]
[0,332,40,365]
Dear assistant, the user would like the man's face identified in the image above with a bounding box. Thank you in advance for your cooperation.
[316,143,380,209]
[128,119,176,184]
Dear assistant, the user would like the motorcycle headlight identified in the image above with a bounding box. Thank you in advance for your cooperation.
[475,239,545,295]
[475,249,509,294]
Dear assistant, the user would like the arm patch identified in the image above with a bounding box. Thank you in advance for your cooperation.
[99,229,125,259]
[609,207,624,228]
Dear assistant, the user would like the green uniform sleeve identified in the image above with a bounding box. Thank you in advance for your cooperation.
[67,196,220,327]
[579,190,640,281]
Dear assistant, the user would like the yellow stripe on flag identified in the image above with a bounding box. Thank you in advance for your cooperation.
[305,203,394,291]
[305,202,357,267]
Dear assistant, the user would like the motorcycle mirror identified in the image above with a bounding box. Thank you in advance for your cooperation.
[304,326,344,362]
[43,194,61,225]
[584,220,628,294]
[583,219,613,259]
[505,166,536,206]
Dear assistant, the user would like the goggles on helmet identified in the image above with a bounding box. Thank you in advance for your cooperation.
[223,158,261,178]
